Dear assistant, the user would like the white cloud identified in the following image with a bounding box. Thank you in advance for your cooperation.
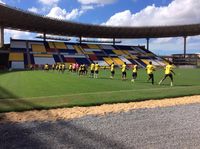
[38,0,60,6]
[28,7,38,13]
[103,0,200,26]
[5,29,31,39]
[102,0,200,53]
[77,0,116,14]
[81,5,94,11]
[152,38,174,44]
[47,7,81,20]
[4,29,37,43]
[0,0,5,4]
[77,0,116,5]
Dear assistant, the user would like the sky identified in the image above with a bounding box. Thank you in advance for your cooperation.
[0,0,200,55]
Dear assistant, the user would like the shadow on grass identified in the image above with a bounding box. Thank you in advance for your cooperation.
[0,86,18,99]
[0,70,33,76]
[0,86,43,111]
[0,85,127,149]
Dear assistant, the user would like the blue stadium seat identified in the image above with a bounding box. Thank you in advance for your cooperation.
[53,55,61,62]
[103,49,115,55]
[75,58,91,64]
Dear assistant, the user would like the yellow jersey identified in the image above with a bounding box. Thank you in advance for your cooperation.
[62,64,65,70]
[90,63,95,71]
[59,64,62,70]
[45,64,49,69]
[69,64,72,70]
[95,64,99,71]
[111,64,115,71]
[165,64,173,74]
[146,64,155,74]
[56,64,59,70]
[133,65,138,73]
[81,64,85,70]
[79,65,82,71]
[121,64,126,72]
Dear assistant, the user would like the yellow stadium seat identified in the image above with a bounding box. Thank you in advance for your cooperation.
[88,44,100,49]
[103,57,113,65]
[112,57,124,65]
[146,53,154,56]
[48,42,55,49]
[74,45,83,54]
[32,44,46,52]
[34,54,52,58]
[54,42,67,49]
[125,55,131,59]
[9,53,24,61]
[130,55,138,59]
[123,50,130,55]
[141,59,150,65]
[163,61,169,65]
[113,50,124,55]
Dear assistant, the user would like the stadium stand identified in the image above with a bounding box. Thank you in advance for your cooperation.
[4,39,168,69]
[172,54,199,66]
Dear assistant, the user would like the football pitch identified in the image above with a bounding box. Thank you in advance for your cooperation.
[0,68,199,113]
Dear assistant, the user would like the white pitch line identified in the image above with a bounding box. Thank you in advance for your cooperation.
[4,85,200,100]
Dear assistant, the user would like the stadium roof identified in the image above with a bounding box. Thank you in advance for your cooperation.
[1,3,200,39]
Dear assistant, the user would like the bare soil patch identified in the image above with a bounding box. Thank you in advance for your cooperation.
[0,95,200,123]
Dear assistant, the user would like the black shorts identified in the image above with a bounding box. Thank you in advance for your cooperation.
[132,72,137,78]
[91,70,94,74]
[148,74,154,79]
[111,71,115,75]
[95,70,99,74]
[122,71,126,76]
[165,74,173,79]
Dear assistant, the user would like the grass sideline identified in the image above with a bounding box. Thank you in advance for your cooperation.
[0,68,199,113]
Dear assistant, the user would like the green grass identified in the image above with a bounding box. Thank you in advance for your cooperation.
[0,68,199,112]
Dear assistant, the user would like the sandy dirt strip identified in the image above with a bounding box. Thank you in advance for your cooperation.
[0,95,200,123]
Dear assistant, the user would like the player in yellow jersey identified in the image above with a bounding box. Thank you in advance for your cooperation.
[69,64,72,72]
[44,64,49,71]
[52,64,55,71]
[110,62,115,79]
[61,63,65,73]
[59,64,62,73]
[121,62,127,80]
[81,64,85,75]
[159,62,175,86]
[131,64,138,82]
[55,63,59,71]
[146,61,155,84]
[29,64,34,70]
[94,62,100,78]
[90,62,95,78]
[83,64,87,75]
[78,64,83,76]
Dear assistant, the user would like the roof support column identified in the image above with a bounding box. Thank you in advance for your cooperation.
[113,38,116,46]
[79,36,82,44]
[0,26,4,48]
[183,36,187,58]
[43,32,46,42]
[146,38,150,51]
